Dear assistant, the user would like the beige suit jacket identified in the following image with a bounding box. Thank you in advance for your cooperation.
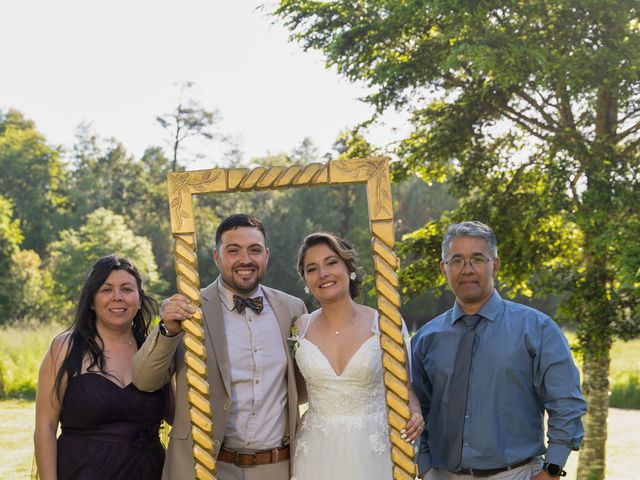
[132,278,307,480]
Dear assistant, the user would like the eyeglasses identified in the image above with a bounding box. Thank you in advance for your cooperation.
[444,255,495,270]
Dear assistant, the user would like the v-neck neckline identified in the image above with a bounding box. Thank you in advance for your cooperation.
[302,335,377,377]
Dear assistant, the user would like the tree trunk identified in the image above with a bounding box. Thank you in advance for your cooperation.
[574,172,614,479]
[577,348,610,480]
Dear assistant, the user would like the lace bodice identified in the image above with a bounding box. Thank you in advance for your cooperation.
[297,336,387,419]
[294,311,389,443]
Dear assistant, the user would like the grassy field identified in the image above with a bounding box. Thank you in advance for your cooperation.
[0,324,60,399]
[1,326,638,478]
[0,400,37,480]
[2,400,639,479]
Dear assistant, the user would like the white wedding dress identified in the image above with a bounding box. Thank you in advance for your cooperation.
[292,310,393,480]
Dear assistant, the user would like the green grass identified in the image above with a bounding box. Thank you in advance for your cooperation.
[2,324,638,406]
[609,337,640,409]
[2,400,638,480]
[0,324,61,399]
[565,332,640,409]
[0,399,37,480]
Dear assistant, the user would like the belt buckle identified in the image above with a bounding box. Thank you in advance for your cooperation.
[234,450,257,468]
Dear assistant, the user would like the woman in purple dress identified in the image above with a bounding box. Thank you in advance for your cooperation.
[34,255,171,480]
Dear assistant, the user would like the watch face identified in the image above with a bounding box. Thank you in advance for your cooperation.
[159,322,171,336]
[545,463,561,475]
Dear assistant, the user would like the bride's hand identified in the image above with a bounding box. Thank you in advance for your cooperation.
[402,384,425,443]
[401,410,425,443]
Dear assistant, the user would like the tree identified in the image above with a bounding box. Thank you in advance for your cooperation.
[68,129,176,295]
[156,81,222,171]
[7,249,69,324]
[0,109,68,254]
[48,208,163,303]
[0,195,24,313]
[275,2,640,478]
[0,195,22,260]
[68,125,156,220]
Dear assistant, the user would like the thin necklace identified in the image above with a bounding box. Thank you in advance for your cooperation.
[334,307,357,335]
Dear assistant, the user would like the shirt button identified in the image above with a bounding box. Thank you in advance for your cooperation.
[255,379,260,384]
[254,348,258,352]
[213,439,221,447]
[465,415,470,419]
[251,412,256,416]
[464,442,469,447]
[223,403,230,412]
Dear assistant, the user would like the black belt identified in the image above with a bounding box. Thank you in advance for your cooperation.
[454,458,532,477]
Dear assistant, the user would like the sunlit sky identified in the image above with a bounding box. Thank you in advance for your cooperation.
[1,0,409,167]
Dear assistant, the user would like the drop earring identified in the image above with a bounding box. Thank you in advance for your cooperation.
[349,271,357,281]
[304,286,310,294]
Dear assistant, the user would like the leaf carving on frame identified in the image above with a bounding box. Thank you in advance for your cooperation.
[190,170,223,192]
[168,175,187,230]
[372,171,393,217]
[334,158,386,181]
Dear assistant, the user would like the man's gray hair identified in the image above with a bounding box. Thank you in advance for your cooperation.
[441,221,498,260]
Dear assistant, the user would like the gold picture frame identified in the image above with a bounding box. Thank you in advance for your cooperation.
[167,157,415,480]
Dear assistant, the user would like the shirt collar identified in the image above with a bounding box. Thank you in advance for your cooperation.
[216,277,263,312]
[451,289,502,323]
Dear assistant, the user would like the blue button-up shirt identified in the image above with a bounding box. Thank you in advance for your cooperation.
[411,290,586,476]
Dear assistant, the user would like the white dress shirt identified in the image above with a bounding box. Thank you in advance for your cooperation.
[218,282,288,449]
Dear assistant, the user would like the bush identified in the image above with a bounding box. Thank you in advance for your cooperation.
[0,324,61,399]
[610,372,640,409]
[6,250,71,325]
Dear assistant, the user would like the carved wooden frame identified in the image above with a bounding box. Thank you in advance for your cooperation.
[167,157,415,480]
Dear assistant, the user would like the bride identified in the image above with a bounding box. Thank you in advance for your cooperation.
[291,232,423,480]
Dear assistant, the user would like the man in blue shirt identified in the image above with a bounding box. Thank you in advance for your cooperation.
[411,221,586,479]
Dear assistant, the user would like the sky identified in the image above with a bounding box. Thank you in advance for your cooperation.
[1,0,410,167]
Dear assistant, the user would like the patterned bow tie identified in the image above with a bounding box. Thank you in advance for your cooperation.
[233,295,264,314]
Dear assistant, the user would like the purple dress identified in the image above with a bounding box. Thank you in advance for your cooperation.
[57,373,167,480]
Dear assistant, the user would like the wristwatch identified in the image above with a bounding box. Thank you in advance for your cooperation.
[159,320,180,337]
[543,463,567,477]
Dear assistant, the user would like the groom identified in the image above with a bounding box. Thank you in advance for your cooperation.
[133,213,307,480]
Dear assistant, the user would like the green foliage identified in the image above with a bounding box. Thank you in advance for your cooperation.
[0,324,59,398]
[0,109,68,254]
[609,337,640,408]
[69,127,161,221]
[275,4,640,475]
[610,372,640,409]
[6,250,70,325]
[48,208,163,302]
[275,0,640,340]
[0,195,24,313]
[68,133,176,296]
[0,195,23,257]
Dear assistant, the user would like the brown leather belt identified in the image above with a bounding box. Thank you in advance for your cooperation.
[454,458,532,477]
[217,445,290,468]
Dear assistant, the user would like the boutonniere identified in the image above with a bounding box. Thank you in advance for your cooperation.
[286,322,300,360]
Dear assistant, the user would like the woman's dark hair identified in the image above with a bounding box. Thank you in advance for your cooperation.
[297,232,364,299]
[53,255,158,403]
